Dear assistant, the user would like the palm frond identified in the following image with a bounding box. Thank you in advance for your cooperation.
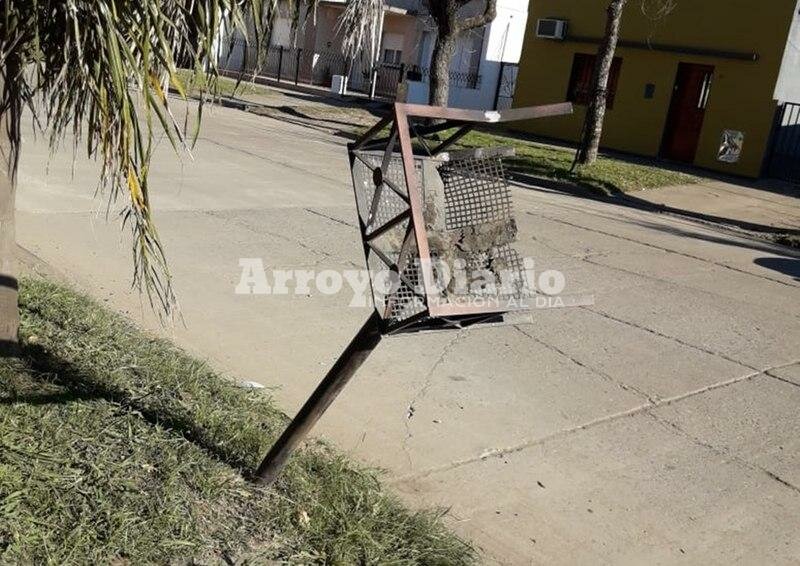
[1,0,379,317]
[338,0,383,61]
[0,0,271,317]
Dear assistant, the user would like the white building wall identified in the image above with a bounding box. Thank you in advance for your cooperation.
[408,0,529,109]
[774,0,800,103]
[216,0,529,108]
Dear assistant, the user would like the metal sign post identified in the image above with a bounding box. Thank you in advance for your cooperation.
[255,101,573,486]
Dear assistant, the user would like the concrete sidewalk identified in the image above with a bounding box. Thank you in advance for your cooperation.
[16,100,800,564]
[634,178,800,232]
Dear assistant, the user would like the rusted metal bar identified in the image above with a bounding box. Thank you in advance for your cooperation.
[430,124,475,155]
[444,146,515,160]
[361,121,466,151]
[396,102,573,123]
[366,209,410,241]
[394,104,438,302]
[365,101,571,159]
[255,311,383,486]
[352,115,394,151]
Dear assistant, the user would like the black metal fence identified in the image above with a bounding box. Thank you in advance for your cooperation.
[220,39,481,100]
[221,40,336,86]
[767,102,800,183]
[493,62,518,110]
[406,65,482,90]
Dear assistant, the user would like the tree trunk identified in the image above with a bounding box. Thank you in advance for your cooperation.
[0,72,19,357]
[429,33,457,107]
[574,0,627,167]
[426,0,496,108]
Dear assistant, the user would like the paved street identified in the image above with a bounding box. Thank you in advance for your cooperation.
[16,99,800,564]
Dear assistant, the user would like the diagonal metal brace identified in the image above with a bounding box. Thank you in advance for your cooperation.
[255,311,383,485]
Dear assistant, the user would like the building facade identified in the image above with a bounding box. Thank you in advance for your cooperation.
[513,0,800,178]
[218,0,529,110]
[406,0,529,109]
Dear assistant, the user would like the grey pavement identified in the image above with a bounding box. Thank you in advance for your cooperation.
[635,177,800,231]
[16,98,800,565]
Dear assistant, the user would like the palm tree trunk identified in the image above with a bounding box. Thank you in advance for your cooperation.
[0,74,19,357]
[429,33,456,107]
[574,0,627,167]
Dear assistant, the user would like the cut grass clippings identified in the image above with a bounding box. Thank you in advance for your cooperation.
[0,278,475,564]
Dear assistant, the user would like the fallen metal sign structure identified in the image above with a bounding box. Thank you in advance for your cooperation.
[255,101,573,485]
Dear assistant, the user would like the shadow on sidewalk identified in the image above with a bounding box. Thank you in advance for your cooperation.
[625,218,800,258]
[230,98,374,141]
[512,172,800,238]
[754,257,800,281]
[505,130,800,200]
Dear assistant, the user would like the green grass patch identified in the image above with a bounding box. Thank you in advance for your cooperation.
[179,68,696,195]
[457,130,700,195]
[0,278,475,564]
[173,68,269,98]
[366,125,701,195]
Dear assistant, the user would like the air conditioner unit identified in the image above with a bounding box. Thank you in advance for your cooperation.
[536,19,567,40]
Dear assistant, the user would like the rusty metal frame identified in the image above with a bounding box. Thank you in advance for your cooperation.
[351,102,573,330]
[256,101,572,486]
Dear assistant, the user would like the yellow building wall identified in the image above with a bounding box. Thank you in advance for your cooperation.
[514,0,798,177]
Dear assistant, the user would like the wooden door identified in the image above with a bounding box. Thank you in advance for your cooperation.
[661,63,714,163]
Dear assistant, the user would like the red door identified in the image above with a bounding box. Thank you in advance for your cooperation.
[661,63,714,163]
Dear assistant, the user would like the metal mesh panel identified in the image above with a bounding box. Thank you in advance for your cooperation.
[351,151,415,235]
[424,153,530,305]
[438,156,512,230]
[352,149,426,327]
[369,217,409,266]
[350,126,531,331]
[386,233,426,322]
[355,151,414,191]
[462,244,527,299]
[365,233,426,324]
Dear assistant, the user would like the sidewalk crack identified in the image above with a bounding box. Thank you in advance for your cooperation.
[528,211,799,289]
[581,305,757,371]
[764,368,800,389]
[202,209,360,268]
[392,359,800,484]
[514,325,658,404]
[303,207,356,228]
[401,330,466,468]
[647,412,800,495]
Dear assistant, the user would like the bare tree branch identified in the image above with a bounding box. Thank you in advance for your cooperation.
[456,0,497,32]
[640,0,677,20]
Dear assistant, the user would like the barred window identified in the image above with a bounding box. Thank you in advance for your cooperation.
[383,48,402,66]
[567,53,622,109]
